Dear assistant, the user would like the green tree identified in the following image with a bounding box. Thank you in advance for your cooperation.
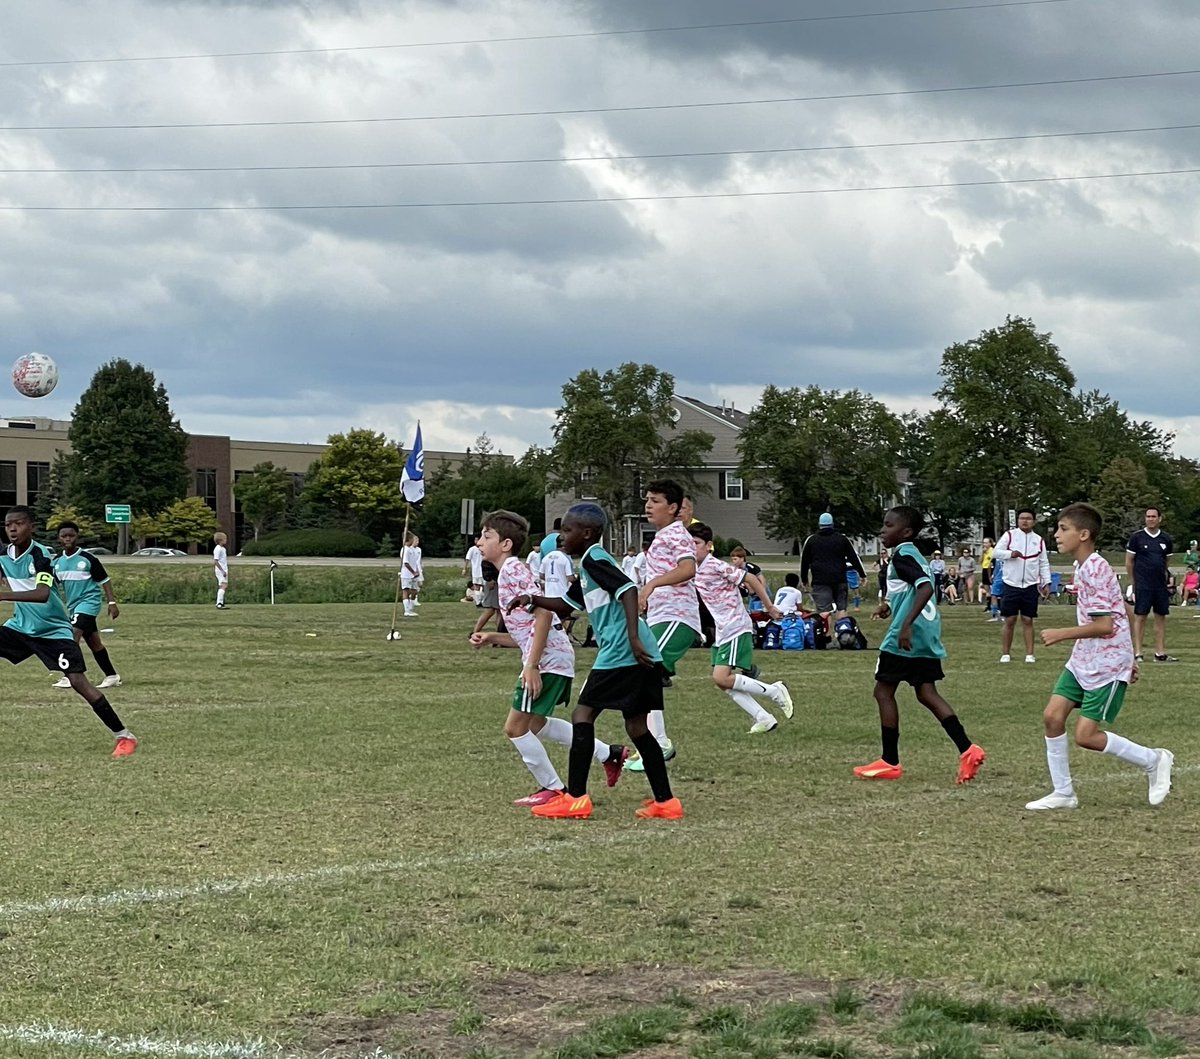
[69,359,189,519]
[738,385,904,541]
[157,497,219,548]
[899,409,991,546]
[131,513,162,550]
[548,363,714,528]
[302,429,405,539]
[233,461,292,541]
[46,506,102,540]
[1091,457,1160,549]
[931,317,1080,530]
[35,451,83,528]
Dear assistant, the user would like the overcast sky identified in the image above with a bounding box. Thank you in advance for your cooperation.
[2,0,1198,460]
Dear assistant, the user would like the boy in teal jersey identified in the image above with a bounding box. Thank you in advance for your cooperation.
[854,506,985,784]
[51,521,122,689]
[1,507,137,757]
[511,503,682,821]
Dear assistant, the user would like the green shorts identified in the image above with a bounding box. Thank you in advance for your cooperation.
[650,621,697,676]
[510,672,572,716]
[711,632,753,671]
[1052,668,1127,723]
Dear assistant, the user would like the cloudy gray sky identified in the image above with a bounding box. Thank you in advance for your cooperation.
[2,0,1198,458]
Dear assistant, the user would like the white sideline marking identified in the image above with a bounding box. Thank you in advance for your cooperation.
[0,832,670,921]
[0,1025,401,1059]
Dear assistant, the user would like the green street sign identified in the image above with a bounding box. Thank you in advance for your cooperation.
[105,504,132,524]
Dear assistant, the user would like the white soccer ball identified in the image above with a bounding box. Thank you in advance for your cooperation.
[12,352,59,398]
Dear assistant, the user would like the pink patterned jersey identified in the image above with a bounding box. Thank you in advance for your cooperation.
[497,556,575,678]
[692,555,751,646]
[1067,552,1134,689]
[645,520,701,631]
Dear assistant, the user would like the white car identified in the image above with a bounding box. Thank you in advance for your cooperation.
[131,547,189,557]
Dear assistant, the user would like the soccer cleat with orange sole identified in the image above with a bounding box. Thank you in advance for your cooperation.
[634,796,684,820]
[956,743,986,785]
[112,736,138,759]
[853,758,902,780]
[603,745,630,788]
[531,792,593,819]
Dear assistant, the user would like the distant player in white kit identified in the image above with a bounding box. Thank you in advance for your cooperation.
[401,532,422,617]
[213,532,229,608]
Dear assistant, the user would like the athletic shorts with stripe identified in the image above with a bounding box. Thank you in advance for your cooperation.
[711,632,754,671]
[510,673,572,716]
[1052,668,1128,723]
[650,621,696,676]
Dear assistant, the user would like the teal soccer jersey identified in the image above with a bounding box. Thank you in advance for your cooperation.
[2,541,74,639]
[880,542,946,659]
[566,543,663,670]
[52,549,111,617]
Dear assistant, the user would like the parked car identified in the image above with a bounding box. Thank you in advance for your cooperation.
[131,547,189,557]
[86,546,114,555]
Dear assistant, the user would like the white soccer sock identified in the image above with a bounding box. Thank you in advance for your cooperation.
[510,732,562,790]
[1045,733,1074,795]
[536,717,609,763]
[733,674,774,698]
[648,710,669,749]
[216,588,226,605]
[1102,731,1158,771]
[727,689,772,725]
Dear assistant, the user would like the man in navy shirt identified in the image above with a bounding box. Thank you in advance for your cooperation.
[1126,506,1177,663]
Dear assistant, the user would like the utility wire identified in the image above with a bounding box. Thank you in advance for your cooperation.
[0,166,1195,211]
[0,1,1080,68]
[3,68,1196,132]
[0,122,1195,175]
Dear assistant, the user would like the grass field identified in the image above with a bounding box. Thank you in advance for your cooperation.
[2,597,1198,1059]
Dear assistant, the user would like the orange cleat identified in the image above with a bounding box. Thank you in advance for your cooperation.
[531,792,592,819]
[634,796,684,820]
[112,736,138,759]
[956,743,986,785]
[853,758,902,780]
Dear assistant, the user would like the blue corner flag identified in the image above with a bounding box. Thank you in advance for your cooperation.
[401,424,425,508]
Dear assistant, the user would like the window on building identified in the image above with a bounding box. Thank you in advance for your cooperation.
[195,467,218,511]
[0,461,16,508]
[720,471,745,501]
[25,461,50,508]
[577,468,598,501]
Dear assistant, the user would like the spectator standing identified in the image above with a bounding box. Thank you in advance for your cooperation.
[958,547,977,604]
[993,509,1052,663]
[929,551,947,603]
[979,537,995,605]
[799,513,866,628]
[1126,507,1177,663]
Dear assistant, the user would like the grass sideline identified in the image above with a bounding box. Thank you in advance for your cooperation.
[0,600,1197,1058]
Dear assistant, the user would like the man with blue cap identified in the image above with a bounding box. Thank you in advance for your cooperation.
[800,512,867,630]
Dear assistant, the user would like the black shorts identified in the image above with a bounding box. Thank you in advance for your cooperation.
[1133,584,1171,617]
[1001,583,1040,618]
[0,626,87,674]
[71,611,99,636]
[577,663,666,715]
[875,650,945,687]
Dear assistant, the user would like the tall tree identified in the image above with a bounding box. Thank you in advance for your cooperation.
[1091,457,1159,549]
[157,497,220,549]
[899,409,991,547]
[932,316,1078,530]
[737,385,904,541]
[548,363,714,527]
[69,359,189,518]
[233,461,292,540]
[301,429,405,539]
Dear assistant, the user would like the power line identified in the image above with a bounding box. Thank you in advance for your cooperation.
[0,1,1080,68]
[1,122,1195,175]
[0,166,1195,211]
[4,67,1196,133]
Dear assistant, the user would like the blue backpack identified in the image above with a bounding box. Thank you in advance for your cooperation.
[780,616,807,651]
[834,616,869,650]
[760,621,783,650]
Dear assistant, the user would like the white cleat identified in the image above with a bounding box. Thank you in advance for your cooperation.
[51,676,71,689]
[97,674,122,689]
[749,719,779,734]
[999,654,1011,664]
[1025,792,1079,811]
[772,681,794,719]
[1024,655,1036,664]
[1148,749,1174,806]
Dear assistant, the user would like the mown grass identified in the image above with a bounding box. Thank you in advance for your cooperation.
[0,596,1196,1058]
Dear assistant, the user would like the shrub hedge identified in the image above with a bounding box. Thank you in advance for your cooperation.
[241,529,378,558]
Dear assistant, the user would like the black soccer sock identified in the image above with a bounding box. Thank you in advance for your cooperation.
[881,725,900,766]
[89,695,125,734]
[940,715,972,754]
[567,722,596,797]
[632,732,673,802]
[92,648,116,677]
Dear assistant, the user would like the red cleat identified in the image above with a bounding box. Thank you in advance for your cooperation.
[956,744,986,785]
[603,745,630,787]
[112,736,138,759]
[513,788,563,807]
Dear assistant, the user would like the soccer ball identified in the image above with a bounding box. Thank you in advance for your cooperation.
[12,352,59,398]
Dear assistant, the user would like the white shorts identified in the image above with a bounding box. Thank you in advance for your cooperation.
[214,569,228,584]
[401,575,419,590]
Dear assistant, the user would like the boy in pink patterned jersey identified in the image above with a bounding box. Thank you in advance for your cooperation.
[1026,503,1174,811]
[689,523,794,733]
[469,510,628,807]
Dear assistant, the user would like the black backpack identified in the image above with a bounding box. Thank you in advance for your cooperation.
[834,616,869,650]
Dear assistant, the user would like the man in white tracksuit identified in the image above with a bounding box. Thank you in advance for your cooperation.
[992,508,1052,664]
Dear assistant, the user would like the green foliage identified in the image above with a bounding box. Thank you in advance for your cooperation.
[156,497,220,547]
[1091,457,1159,548]
[46,505,102,539]
[547,362,714,528]
[233,461,293,541]
[68,358,189,518]
[302,429,405,537]
[34,450,82,528]
[713,535,744,558]
[376,532,398,557]
[130,513,162,550]
[738,384,904,540]
[241,528,378,557]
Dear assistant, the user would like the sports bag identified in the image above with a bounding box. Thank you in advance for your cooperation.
[834,615,869,650]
